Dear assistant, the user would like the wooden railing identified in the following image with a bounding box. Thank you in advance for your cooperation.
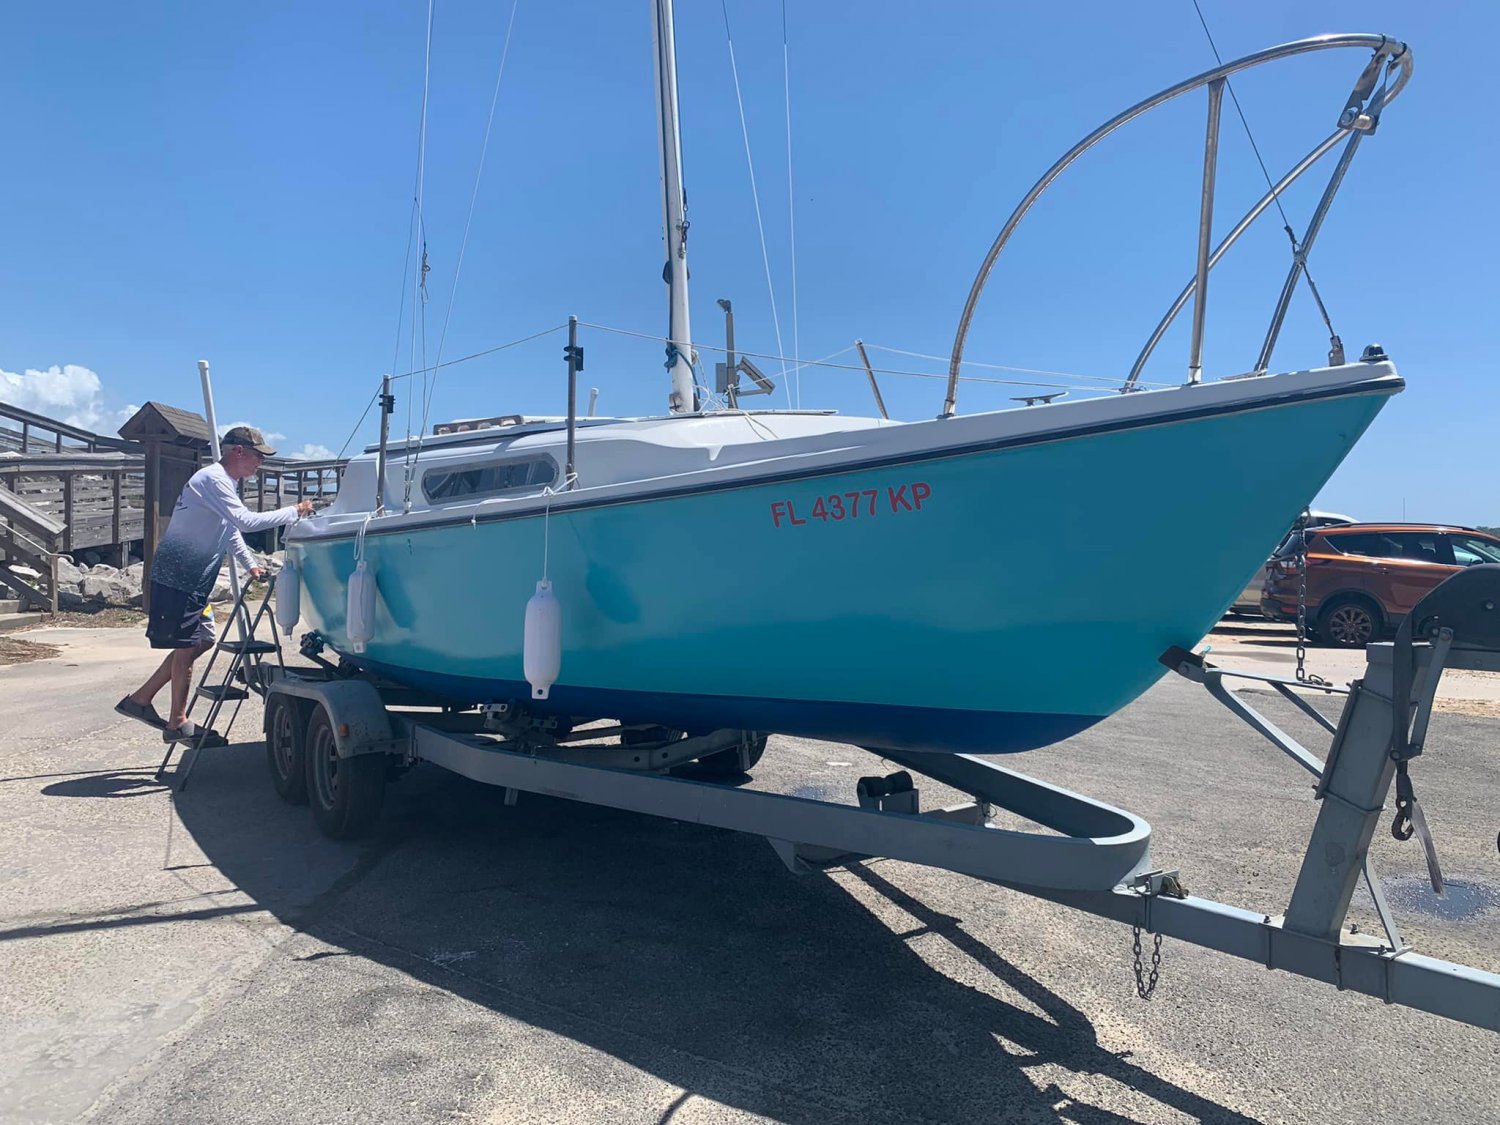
[0,453,146,557]
[0,486,65,611]
[0,403,140,454]
[242,459,347,511]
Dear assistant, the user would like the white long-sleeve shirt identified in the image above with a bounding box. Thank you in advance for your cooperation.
[151,462,301,595]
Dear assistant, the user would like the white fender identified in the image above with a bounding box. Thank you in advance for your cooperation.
[523,578,562,699]
[347,560,376,654]
[274,554,301,631]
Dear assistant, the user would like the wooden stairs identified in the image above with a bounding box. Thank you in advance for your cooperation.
[0,482,64,615]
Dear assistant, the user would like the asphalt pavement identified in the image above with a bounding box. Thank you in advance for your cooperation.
[1,623,1497,1124]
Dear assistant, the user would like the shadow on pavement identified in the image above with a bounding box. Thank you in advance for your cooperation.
[160,739,1259,1124]
[39,770,170,799]
[1211,620,1302,646]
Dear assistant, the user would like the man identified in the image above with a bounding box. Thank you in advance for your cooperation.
[116,425,313,742]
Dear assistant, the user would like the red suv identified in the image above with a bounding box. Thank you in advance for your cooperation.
[1261,524,1500,646]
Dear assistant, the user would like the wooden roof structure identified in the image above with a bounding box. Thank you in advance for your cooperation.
[118,402,212,448]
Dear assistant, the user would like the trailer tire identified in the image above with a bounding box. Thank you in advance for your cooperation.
[265,694,308,805]
[305,705,385,840]
[695,733,768,777]
[621,724,684,748]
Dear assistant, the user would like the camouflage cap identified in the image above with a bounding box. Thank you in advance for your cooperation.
[222,424,276,457]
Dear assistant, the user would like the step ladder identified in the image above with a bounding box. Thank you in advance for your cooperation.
[156,572,286,790]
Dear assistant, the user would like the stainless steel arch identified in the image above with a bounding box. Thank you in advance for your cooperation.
[943,33,1412,417]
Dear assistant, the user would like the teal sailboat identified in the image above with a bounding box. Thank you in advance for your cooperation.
[285,16,1411,755]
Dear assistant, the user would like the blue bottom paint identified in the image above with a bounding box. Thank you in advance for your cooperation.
[352,655,1097,754]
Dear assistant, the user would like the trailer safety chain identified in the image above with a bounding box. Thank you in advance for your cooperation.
[1132,927,1163,999]
[1129,872,1187,1000]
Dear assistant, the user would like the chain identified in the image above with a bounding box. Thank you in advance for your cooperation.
[1132,925,1163,999]
[1295,521,1310,682]
[1293,516,1331,686]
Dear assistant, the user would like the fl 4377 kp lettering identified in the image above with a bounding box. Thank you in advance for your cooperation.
[770,482,932,528]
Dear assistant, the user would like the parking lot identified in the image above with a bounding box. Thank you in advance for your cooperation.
[2,619,1497,1124]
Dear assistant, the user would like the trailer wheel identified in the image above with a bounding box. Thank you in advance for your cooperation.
[304,705,385,839]
[695,733,768,777]
[621,724,684,748]
[265,694,308,805]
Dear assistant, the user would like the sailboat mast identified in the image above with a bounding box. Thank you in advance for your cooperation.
[651,0,697,414]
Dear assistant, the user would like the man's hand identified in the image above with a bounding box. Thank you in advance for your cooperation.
[249,567,267,582]
[296,500,315,517]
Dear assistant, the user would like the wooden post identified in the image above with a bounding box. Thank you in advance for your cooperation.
[112,470,124,565]
[62,472,74,554]
[142,441,160,608]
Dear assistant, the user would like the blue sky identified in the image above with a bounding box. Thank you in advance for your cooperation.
[2,3,1495,521]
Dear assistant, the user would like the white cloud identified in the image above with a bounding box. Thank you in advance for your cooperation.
[285,443,336,461]
[0,364,136,433]
[216,420,287,443]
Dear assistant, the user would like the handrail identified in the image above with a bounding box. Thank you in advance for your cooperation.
[0,451,144,472]
[943,33,1413,415]
[0,401,143,453]
[0,484,66,540]
[0,522,56,562]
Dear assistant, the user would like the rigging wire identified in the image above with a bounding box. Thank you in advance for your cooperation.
[414,0,522,446]
[386,199,419,405]
[1189,0,1340,344]
[334,389,382,463]
[400,0,436,505]
[576,320,1154,393]
[332,323,569,463]
[402,0,523,512]
[1190,0,1292,233]
[720,1,791,408]
[862,344,1147,389]
[387,323,569,382]
[781,0,801,409]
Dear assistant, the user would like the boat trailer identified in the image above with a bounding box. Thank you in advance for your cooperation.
[210,567,1500,1034]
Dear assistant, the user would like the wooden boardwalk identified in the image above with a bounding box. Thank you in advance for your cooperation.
[0,401,346,566]
[0,408,146,561]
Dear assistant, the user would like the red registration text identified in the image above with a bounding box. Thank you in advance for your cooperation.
[770,482,932,528]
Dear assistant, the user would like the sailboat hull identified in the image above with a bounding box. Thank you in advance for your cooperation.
[291,377,1393,754]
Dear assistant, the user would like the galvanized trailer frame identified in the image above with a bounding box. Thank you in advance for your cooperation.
[247,569,1500,1035]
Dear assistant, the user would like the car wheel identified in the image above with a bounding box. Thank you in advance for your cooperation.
[1319,597,1382,648]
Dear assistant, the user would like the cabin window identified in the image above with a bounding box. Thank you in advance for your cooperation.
[421,457,557,502]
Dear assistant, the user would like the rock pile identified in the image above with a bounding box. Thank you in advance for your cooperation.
[51,551,280,609]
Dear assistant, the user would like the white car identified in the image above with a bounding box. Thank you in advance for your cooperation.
[1228,511,1358,617]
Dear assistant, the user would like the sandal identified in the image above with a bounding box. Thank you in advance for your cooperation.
[162,721,227,747]
[115,697,168,730]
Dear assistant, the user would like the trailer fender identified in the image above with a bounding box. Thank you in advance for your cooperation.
[266,677,400,759]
